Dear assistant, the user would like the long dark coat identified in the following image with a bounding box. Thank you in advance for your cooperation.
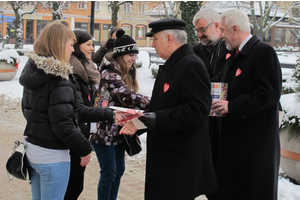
[217,35,282,200]
[193,40,232,170]
[145,44,217,200]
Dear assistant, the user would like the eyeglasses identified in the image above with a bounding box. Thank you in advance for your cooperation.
[194,22,213,34]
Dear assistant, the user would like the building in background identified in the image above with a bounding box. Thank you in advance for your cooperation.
[0,1,163,47]
[0,1,299,48]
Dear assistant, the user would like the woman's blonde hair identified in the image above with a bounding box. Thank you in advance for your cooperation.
[34,21,76,64]
[116,56,139,92]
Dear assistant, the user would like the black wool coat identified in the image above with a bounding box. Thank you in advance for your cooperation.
[193,40,232,169]
[193,40,231,79]
[216,35,282,200]
[145,44,217,200]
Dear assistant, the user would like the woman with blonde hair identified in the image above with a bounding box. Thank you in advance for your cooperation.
[19,21,92,200]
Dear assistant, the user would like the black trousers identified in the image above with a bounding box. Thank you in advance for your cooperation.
[64,149,86,200]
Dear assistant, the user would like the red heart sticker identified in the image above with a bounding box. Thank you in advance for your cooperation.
[235,68,242,77]
[163,83,169,93]
[226,53,231,60]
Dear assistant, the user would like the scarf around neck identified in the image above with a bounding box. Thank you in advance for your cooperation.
[69,55,100,84]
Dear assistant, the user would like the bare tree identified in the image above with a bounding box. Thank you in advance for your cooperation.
[8,1,39,49]
[40,1,76,21]
[204,1,297,40]
[247,1,297,40]
[108,1,132,28]
[146,1,180,19]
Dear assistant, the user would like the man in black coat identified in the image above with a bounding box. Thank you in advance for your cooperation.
[211,9,282,200]
[193,8,230,79]
[120,18,217,200]
[192,9,232,200]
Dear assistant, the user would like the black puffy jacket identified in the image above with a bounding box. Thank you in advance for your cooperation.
[19,52,92,157]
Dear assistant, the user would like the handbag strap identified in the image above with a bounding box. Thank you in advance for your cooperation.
[24,88,42,135]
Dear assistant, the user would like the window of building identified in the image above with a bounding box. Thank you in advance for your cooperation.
[263,29,271,42]
[275,28,285,43]
[136,24,146,39]
[107,3,112,11]
[37,20,52,36]
[26,2,35,6]
[124,3,131,13]
[95,2,101,10]
[62,2,70,9]
[77,1,87,10]
[121,24,132,36]
[287,28,300,44]
[103,24,112,43]
[75,22,88,32]
[44,2,70,9]
[6,22,15,39]
[292,8,300,17]
[94,23,101,46]
[274,27,300,45]
[138,4,145,14]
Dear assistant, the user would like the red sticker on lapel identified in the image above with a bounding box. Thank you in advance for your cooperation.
[163,83,170,93]
[226,53,231,60]
[235,68,242,77]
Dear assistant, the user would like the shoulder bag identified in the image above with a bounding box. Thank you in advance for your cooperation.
[6,88,41,182]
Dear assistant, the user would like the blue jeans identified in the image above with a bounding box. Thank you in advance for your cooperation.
[28,161,70,200]
[92,142,125,200]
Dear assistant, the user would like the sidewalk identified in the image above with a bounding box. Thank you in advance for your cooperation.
[79,152,208,200]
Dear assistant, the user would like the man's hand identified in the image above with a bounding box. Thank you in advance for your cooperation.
[211,100,229,117]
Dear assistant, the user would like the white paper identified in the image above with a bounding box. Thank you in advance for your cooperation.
[90,122,97,133]
[131,118,147,130]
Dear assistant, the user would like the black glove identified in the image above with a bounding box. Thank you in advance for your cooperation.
[138,112,156,130]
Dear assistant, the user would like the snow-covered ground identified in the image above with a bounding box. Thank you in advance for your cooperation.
[0,46,300,199]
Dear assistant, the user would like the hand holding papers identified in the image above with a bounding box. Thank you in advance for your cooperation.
[109,106,147,130]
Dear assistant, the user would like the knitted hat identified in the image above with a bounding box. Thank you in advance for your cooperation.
[113,29,139,57]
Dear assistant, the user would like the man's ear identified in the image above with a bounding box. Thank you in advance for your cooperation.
[232,24,238,33]
[167,34,172,42]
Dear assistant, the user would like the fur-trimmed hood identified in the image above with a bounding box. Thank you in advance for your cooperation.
[26,51,73,79]
[19,52,73,89]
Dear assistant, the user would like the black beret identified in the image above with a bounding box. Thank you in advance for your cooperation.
[146,18,186,37]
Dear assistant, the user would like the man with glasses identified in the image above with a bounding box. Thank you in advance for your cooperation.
[192,8,231,200]
[193,8,231,78]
